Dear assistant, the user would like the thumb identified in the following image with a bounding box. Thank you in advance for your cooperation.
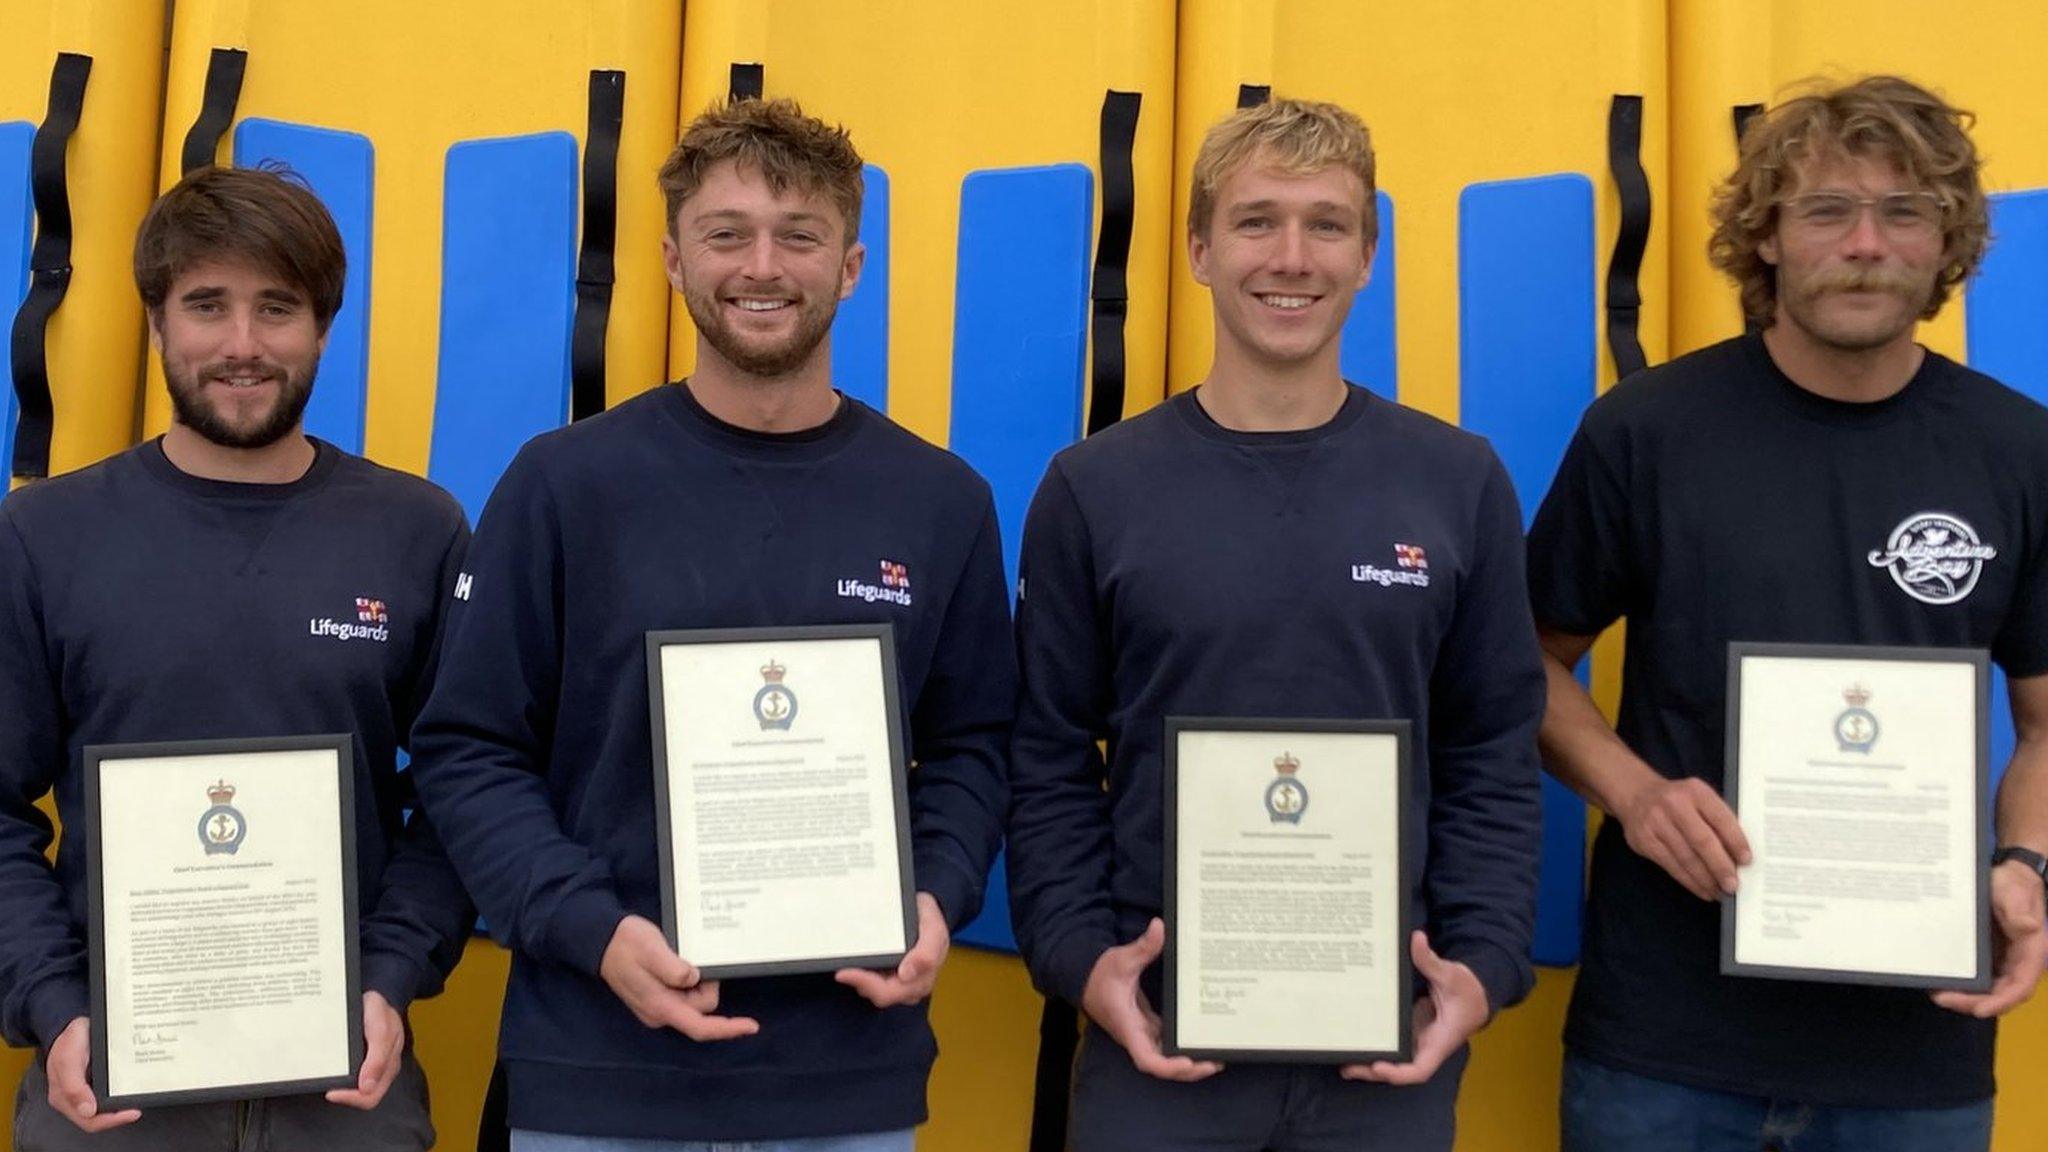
[1410,930,1448,979]
[1128,918,1166,966]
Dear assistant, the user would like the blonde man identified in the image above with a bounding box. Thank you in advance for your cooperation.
[1530,75,2048,1151]
[1006,99,1545,1152]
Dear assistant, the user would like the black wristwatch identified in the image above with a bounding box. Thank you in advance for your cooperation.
[1991,845,2048,883]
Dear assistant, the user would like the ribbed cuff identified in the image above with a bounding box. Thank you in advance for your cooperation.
[1438,939,1530,1016]
[542,889,632,977]
[27,972,89,1054]
[360,950,428,1013]
[1039,928,1118,1008]
[912,858,981,932]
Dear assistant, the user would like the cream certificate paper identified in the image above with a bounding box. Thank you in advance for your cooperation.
[1167,724,1410,1060]
[651,628,913,976]
[93,745,353,1103]
[1727,647,1988,987]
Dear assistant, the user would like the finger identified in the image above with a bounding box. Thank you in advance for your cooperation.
[659,955,701,990]
[1672,803,1742,894]
[681,980,721,1012]
[1128,1045,1224,1082]
[672,1010,761,1042]
[1993,875,2046,935]
[1691,787,1752,866]
[1649,826,1722,901]
[71,1109,144,1134]
[1409,930,1445,979]
[835,968,903,1007]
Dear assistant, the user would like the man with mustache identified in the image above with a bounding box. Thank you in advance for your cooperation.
[1529,75,2048,1151]
[407,98,1013,1150]
[0,166,473,1149]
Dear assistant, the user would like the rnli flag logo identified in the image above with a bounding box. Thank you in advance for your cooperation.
[880,560,909,589]
[1395,543,1428,570]
[355,597,388,624]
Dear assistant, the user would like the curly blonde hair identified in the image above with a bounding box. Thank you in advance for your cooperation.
[1188,98,1377,249]
[1708,75,1988,328]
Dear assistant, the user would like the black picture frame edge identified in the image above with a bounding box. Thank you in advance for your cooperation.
[85,732,363,1110]
[1719,642,1994,993]
[645,622,918,981]
[1161,715,1416,1064]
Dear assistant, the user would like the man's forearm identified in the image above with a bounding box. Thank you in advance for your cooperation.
[1537,651,1660,818]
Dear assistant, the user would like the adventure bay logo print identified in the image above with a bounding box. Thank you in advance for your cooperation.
[1866,512,1997,605]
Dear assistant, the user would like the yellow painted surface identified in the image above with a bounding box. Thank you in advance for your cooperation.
[1167,0,1671,417]
[671,0,1178,441]
[0,1,163,482]
[147,0,683,471]
[1667,0,2048,358]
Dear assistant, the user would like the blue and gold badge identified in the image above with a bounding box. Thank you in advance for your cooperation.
[197,779,246,855]
[1265,751,1308,824]
[754,659,798,731]
[1834,684,1880,753]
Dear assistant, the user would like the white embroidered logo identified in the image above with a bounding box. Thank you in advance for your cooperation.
[1353,541,1432,589]
[1867,512,1997,605]
[454,573,473,602]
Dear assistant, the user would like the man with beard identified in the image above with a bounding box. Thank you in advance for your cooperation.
[1529,75,2048,1151]
[0,166,473,1150]
[407,99,1013,1151]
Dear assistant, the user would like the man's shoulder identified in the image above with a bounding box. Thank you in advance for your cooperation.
[1578,337,1754,436]
[847,400,994,502]
[0,445,147,534]
[1044,395,1186,483]
[326,449,467,531]
[1927,354,2048,443]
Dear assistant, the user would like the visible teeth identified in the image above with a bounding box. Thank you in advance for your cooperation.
[1259,294,1315,310]
[734,299,790,312]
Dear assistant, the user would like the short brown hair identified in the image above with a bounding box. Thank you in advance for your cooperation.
[1188,99,1378,248]
[660,98,864,242]
[1709,75,1989,327]
[133,165,347,333]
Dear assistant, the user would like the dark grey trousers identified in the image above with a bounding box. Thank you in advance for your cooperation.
[1069,1030,1467,1152]
[12,1052,435,1152]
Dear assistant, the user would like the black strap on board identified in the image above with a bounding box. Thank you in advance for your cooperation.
[571,69,625,420]
[9,52,91,480]
[1085,90,1142,435]
[1604,94,1651,380]
[180,47,248,174]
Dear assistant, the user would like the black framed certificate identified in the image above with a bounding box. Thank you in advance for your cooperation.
[1722,643,1992,991]
[1163,718,1414,1063]
[647,623,916,979]
[84,735,362,1109]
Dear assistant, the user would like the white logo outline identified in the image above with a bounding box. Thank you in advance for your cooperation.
[1866,511,1998,605]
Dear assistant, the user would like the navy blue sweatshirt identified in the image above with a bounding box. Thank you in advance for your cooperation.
[0,439,475,1053]
[407,384,1015,1141]
[1007,386,1545,1017]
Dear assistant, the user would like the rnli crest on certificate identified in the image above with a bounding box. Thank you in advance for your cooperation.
[197,779,247,855]
[754,659,798,731]
[1265,752,1308,824]
[1834,684,1880,753]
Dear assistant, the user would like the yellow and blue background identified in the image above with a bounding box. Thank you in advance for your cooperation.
[6,1,2048,1147]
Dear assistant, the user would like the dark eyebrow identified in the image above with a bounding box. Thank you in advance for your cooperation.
[257,287,305,306]
[1227,199,1357,216]
[693,209,830,226]
[178,286,226,305]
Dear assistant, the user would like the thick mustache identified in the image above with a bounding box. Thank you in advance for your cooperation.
[1802,268,1922,297]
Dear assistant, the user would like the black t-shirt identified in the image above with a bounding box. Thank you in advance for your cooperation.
[1527,334,2048,1107]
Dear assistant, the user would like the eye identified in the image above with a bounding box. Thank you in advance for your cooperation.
[1310,218,1348,234]
[1795,195,1855,225]
[1235,215,1272,232]
[782,230,822,247]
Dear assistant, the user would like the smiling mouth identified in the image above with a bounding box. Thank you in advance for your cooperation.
[730,298,794,313]
[209,373,277,389]
[1255,293,1318,311]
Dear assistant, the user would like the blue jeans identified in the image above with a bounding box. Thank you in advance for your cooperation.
[508,1128,915,1152]
[1561,1055,1993,1152]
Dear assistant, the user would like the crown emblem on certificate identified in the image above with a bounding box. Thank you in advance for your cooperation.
[1834,683,1879,753]
[198,779,247,856]
[753,658,798,731]
[1265,751,1309,824]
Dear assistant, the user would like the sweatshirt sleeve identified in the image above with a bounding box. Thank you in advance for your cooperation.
[358,511,480,1009]
[1005,463,1119,1006]
[904,497,1016,930]
[1423,457,1546,1013]
[0,510,89,1050]
[407,450,628,977]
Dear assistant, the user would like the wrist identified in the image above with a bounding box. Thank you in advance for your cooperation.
[1992,845,2048,888]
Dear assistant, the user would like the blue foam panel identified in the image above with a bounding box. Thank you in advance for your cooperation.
[1457,173,1598,967]
[831,164,890,412]
[1965,188,2048,792]
[1337,191,1397,399]
[427,133,579,523]
[945,162,1095,952]
[234,119,375,454]
[0,121,34,479]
